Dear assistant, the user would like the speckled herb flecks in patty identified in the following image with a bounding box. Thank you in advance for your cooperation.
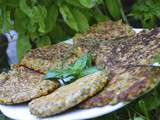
[21,42,83,73]
[0,65,59,104]
[80,66,160,108]
[29,71,108,117]
[80,29,160,108]
[73,20,135,57]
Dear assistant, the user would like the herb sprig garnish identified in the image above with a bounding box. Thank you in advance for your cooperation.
[43,53,97,85]
[153,53,160,64]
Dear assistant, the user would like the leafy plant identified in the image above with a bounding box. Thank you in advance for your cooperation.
[0,0,126,61]
[129,0,160,28]
[44,52,98,85]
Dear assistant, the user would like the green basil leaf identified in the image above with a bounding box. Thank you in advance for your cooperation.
[61,68,76,78]
[43,52,93,84]
[19,0,32,18]
[104,0,121,20]
[153,53,160,63]
[43,70,60,80]
[17,34,31,61]
[96,0,103,4]
[5,0,19,7]
[79,66,98,77]
[59,4,78,31]
[94,7,109,22]
[2,8,11,32]
[71,9,89,32]
[45,5,58,32]
[44,68,75,80]
[65,0,82,7]
[138,100,150,119]
[79,0,96,8]
[51,22,68,43]
[37,6,47,33]
[14,8,29,33]
[73,53,88,71]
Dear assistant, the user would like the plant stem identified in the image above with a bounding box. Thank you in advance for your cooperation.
[118,0,128,24]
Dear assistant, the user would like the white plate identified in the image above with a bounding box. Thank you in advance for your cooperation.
[0,29,143,120]
[0,102,125,120]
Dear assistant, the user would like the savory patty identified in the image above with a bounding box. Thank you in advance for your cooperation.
[96,28,160,71]
[0,65,59,104]
[80,66,160,108]
[21,42,83,73]
[29,71,108,117]
[79,28,160,108]
[73,20,135,57]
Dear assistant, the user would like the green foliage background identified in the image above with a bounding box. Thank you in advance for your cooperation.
[0,0,124,60]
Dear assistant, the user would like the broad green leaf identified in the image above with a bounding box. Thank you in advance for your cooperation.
[104,0,121,20]
[37,6,47,33]
[6,0,19,7]
[80,9,94,24]
[29,6,47,33]
[79,0,96,8]
[43,70,60,79]
[138,100,150,120]
[14,8,28,33]
[44,68,75,80]
[96,0,103,4]
[141,89,160,111]
[71,9,89,32]
[45,5,58,32]
[59,4,78,31]
[44,52,96,85]
[72,53,88,71]
[65,0,82,7]
[5,10,11,32]
[19,0,32,18]
[51,23,68,43]
[36,36,51,47]
[29,6,39,33]
[94,7,109,22]
[1,7,11,32]
[27,19,37,33]
[17,34,31,61]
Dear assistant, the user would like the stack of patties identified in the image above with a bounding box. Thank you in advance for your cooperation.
[80,28,160,108]
[0,42,83,105]
[27,21,136,117]
[1,21,160,118]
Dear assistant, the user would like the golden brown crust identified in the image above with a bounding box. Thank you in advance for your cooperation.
[29,71,108,117]
[79,67,160,108]
[0,65,59,104]
[21,42,83,73]
[73,21,135,57]
[79,29,160,109]
[96,29,160,70]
